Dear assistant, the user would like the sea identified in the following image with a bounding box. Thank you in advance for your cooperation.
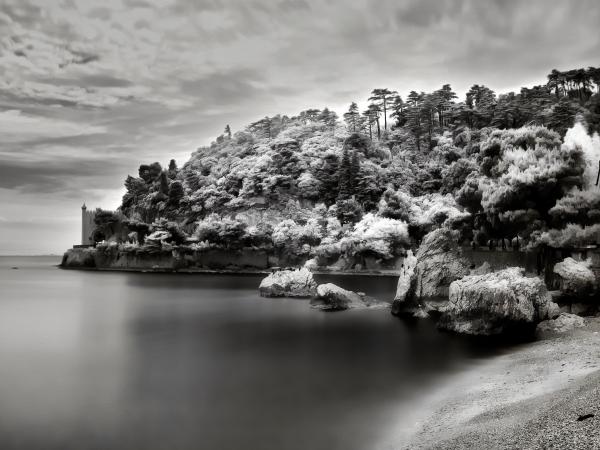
[0,256,507,450]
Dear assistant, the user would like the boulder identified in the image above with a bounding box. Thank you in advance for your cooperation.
[392,229,470,316]
[536,313,586,338]
[438,267,552,335]
[553,257,596,298]
[310,283,366,311]
[392,250,417,304]
[259,268,317,298]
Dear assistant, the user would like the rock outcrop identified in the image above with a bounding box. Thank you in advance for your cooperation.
[259,268,317,298]
[392,228,470,316]
[61,248,97,268]
[553,257,596,298]
[310,283,387,311]
[536,313,586,338]
[438,267,553,335]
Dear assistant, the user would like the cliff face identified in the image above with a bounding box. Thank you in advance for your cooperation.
[61,245,403,273]
[61,247,273,271]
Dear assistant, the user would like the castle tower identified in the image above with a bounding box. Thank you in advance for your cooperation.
[81,203,96,245]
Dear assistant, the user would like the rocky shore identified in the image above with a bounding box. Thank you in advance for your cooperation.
[382,317,600,449]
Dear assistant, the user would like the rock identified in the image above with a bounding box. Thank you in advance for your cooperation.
[357,292,389,309]
[310,283,365,311]
[60,248,97,268]
[259,268,317,298]
[470,261,492,276]
[536,313,585,337]
[394,250,417,303]
[438,267,552,335]
[553,257,596,298]
[392,229,470,316]
[571,302,596,316]
[413,307,430,319]
[546,301,561,320]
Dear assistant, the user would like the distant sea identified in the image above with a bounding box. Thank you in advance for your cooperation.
[0,256,505,450]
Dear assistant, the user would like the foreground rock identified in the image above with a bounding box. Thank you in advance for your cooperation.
[438,267,554,335]
[553,257,596,298]
[392,228,470,316]
[310,283,387,311]
[259,268,317,297]
[536,313,586,338]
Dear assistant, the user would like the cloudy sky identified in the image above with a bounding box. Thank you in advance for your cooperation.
[0,0,598,254]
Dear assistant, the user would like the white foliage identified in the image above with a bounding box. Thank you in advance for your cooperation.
[563,122,600,189]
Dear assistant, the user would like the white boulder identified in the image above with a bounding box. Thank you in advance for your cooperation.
[439,267,552,335]
[259,268,317,298]
[553,257,596,298]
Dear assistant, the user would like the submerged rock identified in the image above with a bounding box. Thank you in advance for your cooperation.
[439,267,552,335]
[536,313,586,337]
[392,228,470,317]
[311,283,364,310]
[553,257,596,298]
[259,268,317,298]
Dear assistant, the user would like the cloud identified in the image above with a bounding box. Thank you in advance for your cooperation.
[0,0,599,253]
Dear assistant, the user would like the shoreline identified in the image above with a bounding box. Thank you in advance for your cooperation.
[57,265,401,277]
[380,317,600,449]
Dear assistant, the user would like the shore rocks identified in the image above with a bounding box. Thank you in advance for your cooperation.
[536,313,586,338]
[439,267,552,335]
[392,228,470,316]
[259,268,317,298]
[553,257,596,298]
[61,248,97,268]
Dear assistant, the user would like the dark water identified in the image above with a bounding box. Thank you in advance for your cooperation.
[0,256,504,450]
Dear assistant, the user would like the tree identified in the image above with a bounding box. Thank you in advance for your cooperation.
[167,159,178,179]
[390,95,407,127]
[343,102,360,132]
[318,107,338,128]
[224,124,232,139]
[367,103,382,139]
[139,162,162,183]
[369,88,397,130]
[336,198,363,224]
[350,150,360,191]
[337,148,353,200]
[168,181,184,207]
[248,117,272,138]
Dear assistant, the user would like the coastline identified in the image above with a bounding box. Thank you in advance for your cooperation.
[381,317,600,449]
[58,265,401,277]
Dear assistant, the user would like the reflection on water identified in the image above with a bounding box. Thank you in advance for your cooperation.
[0,257,505,450]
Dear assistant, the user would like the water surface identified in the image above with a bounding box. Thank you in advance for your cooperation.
[0,256,504,450]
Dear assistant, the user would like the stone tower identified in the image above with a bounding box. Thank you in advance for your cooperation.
[81,203,96,245]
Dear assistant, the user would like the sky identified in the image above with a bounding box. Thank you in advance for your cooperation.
[0,0,598,254]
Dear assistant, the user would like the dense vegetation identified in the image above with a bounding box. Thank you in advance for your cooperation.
[95,66,600,268]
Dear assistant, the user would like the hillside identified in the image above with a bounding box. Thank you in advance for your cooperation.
[89,66,600,271]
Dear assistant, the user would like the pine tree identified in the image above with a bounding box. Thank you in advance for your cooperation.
[350,151,360,191]
[343,102,360,132]
[337,149,353,200]
[368,88,397,130]
[224,124,231,139]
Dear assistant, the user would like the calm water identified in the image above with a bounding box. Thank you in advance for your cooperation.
[0,256,504,450]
